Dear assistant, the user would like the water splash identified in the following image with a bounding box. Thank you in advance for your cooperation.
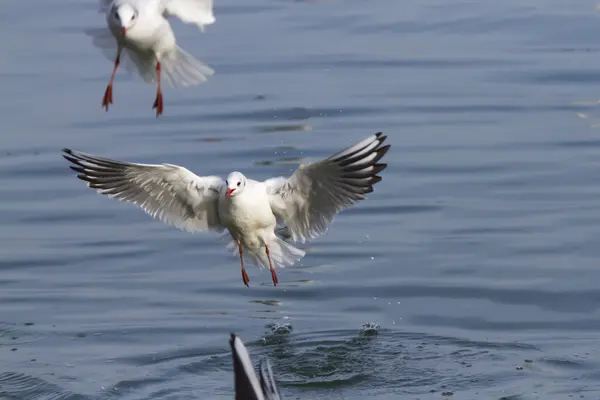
[359,323,380,336]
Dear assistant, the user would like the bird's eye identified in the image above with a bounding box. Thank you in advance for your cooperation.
[131,13,136,20]
[225,180,228,185]
[114,12,120,20]
[237,182,241,187]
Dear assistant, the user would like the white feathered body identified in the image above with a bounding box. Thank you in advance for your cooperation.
[107,0,175,60]
[219,180,276,250]
[217,180,305,270]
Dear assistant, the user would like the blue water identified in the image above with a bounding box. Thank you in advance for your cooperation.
[2,0,600,398]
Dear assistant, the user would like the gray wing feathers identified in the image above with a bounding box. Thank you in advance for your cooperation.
[84,27,118,62]
[265,132,390,243]
[62,149,225,233]
[98,0,112,12]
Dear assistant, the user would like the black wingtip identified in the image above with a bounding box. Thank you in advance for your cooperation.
[371,175,383,185]
[372,163,388,176]
[64,154,79,164]
[68,165,84,174]
[63,154,94,173]
[379,143,391,153]
[373,145,390,164]
[374,132,387,144]
[62,150,89,168]
[364,174,384,194]
[77,174,94,184]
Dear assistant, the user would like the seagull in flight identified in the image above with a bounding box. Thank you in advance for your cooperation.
[86,0,215,117]
[61,133,390,287]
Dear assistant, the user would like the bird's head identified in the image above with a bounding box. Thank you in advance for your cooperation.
[225,172,246,198]
[110,3,138,36]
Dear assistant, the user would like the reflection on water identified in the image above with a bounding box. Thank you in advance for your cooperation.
[255,124,312,133]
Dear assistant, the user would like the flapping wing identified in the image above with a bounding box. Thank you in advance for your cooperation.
[161,0,215,30]
[62,149,225,233]
[84,28,150,80]
[97,0,112,13]
[264,132,390,243]
[230,334,265,400]
[258,359,281,400]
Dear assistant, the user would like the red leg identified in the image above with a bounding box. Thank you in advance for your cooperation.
[102,50,121,111]
[265,246,278,287]
[152,61,164,117]
[239,243,249,287]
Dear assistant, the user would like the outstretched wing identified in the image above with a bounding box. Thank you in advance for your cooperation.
[160,0,215,30]
[84,28,150,80]
[62,149,225,233]
[264,132,390,243]
[97,0,112,13]
[99,0,214,30]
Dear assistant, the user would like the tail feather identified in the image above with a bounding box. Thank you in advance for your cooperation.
[220,233,305,270]
[247,237,306,270]
[160,46,214,88]
[84,27,214,89]
[124,46,214,89]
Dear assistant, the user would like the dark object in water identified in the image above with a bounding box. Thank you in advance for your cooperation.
[230,333,281,400]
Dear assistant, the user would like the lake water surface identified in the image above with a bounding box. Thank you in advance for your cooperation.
[3,0,600,398]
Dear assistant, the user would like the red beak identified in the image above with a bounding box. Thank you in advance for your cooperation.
[121,27,127,36]
[225,188,235,198]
